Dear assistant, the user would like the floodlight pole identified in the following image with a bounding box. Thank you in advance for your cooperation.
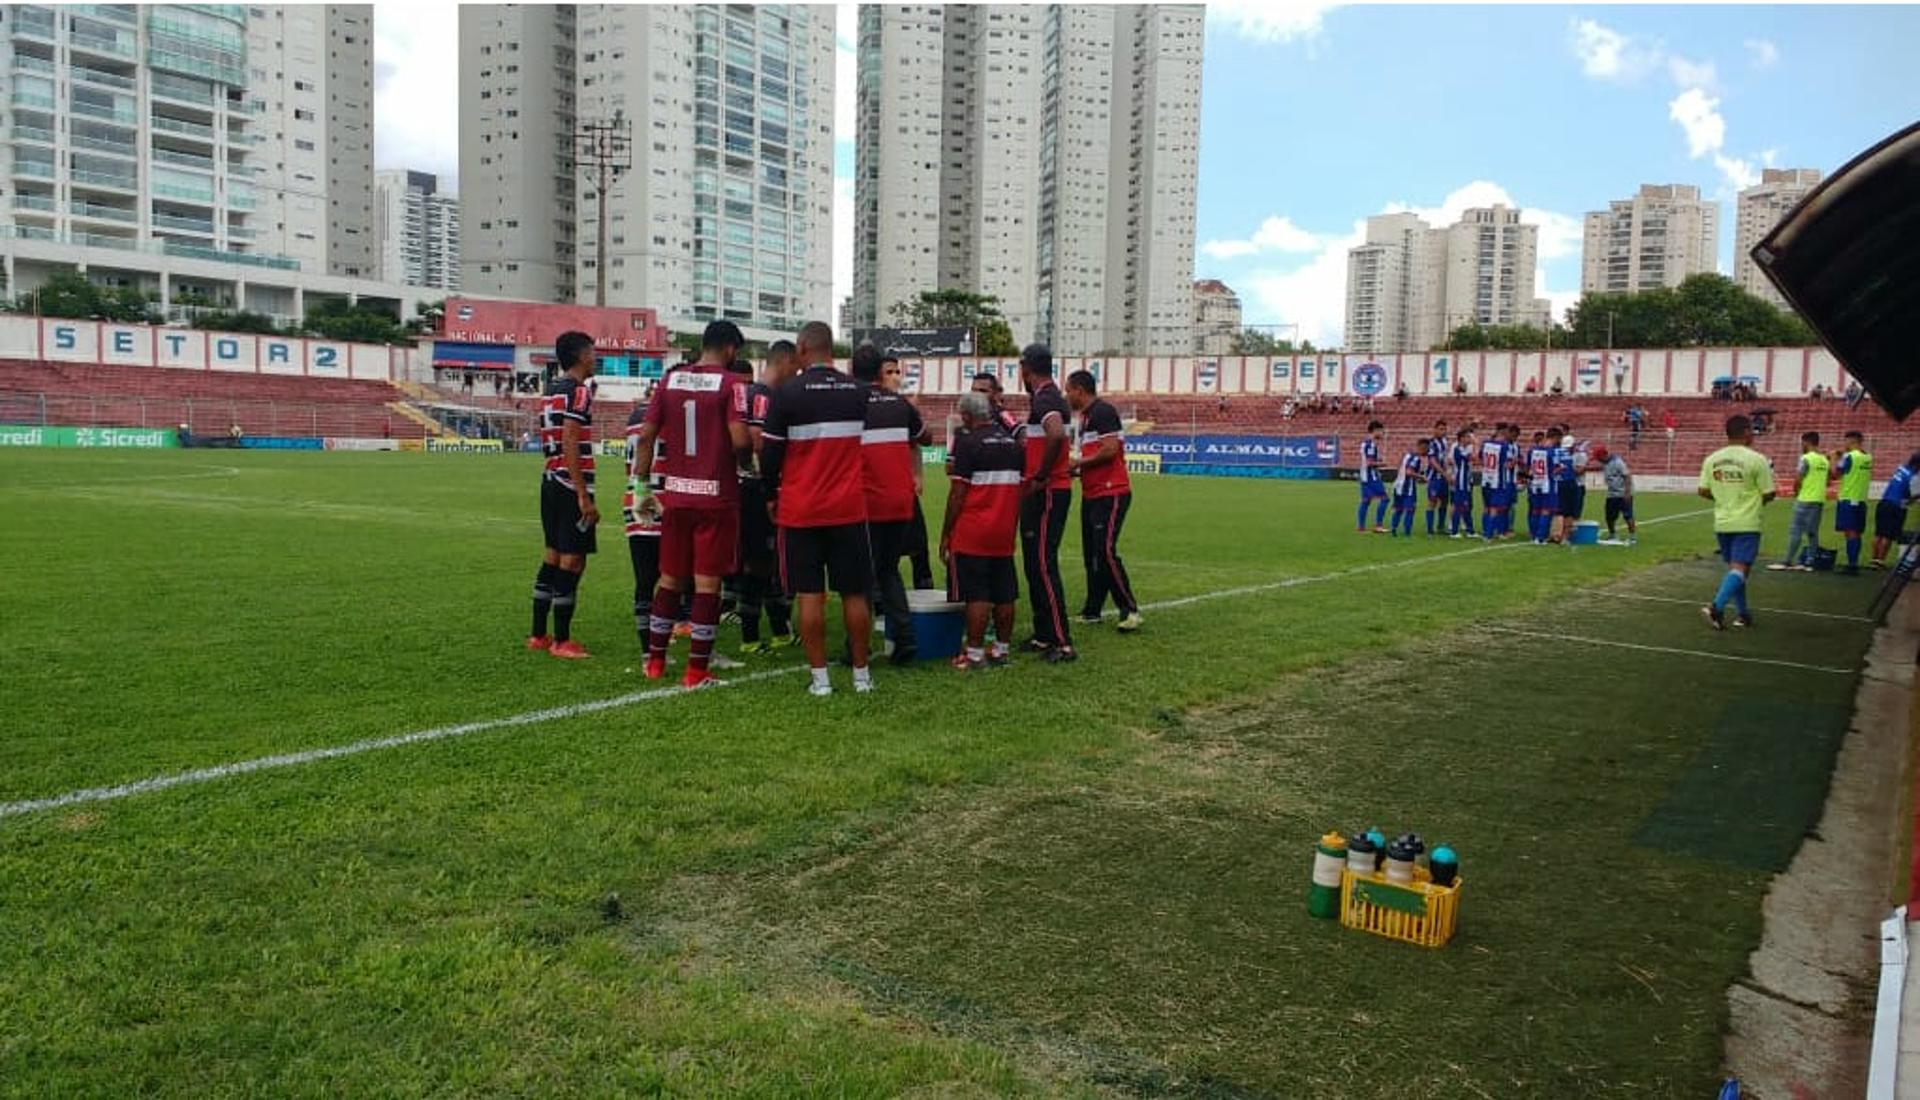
[574,110,632,308]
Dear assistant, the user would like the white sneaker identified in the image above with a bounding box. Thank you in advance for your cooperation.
[1765,563,1791,572]
[853,675,875,694]
[709,651,745,670]
[807,681,833,698]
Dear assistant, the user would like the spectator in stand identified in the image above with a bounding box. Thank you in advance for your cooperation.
[1453,375,1470,395]
[1282,398,1297,421]
[1662,408,1677,444]
[1524,377,1540,395]
[1394,382,1410,401]
[1625,404,1645,451]
[1846,379,1867,410]
[1548,377,1566,397]
[1809,383,1826,400]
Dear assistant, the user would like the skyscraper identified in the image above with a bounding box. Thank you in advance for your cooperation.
[377,170,461,291]
[1580,184,1720,295]
[1343,206,1549,355]
[1734,168,1822,311]
[853,3,1202,355]
[457,4,833,335]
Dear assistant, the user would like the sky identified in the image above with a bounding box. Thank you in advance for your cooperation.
[374,4,1920,347]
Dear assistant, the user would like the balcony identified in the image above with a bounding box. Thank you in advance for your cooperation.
[152,182,214,204]
[72,100,137,125]
[12,11,55,39]
[13,124,56,145]
[12,160,57,179]
[71,31,138,59]
[73,231,136,250]
[72,170,138,192]
[11,54,55,76]
[159,240,299,271]
[153,147,215,171]
[10,225,56,241]
[10,90,57,111]
[72,65,136,92]
[225,193,256,211]
[224,225,256,240]
[151,114,214,140]
[71,200,137,223]
[150,76,214,106]
[152,212,214,234]
[72,134,136,157]
[12,193,57,212]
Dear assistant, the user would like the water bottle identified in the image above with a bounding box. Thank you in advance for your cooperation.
[1366,827,1388,870]
[1345,831,1377,875]
[1308,831,1347,919]
[1384,838,1417,884]
[1429,845,1459,887]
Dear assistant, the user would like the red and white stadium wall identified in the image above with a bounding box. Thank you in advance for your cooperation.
[876,347,1850,399]
[0,314,403,381]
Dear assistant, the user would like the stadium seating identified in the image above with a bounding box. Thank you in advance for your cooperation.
[0,358,418,439]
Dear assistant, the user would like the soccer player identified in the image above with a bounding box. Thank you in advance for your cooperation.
[737,340,799,653]
[623,387,664,653]
[1424,420,1450,536]
[941,392,1024,671]
[1834,430,1873,575]
[1479,423,1508,540]
[1551,426,1583,543]
[1065,369,1142,632]
[1389,440,1427,537]
[1017,343,1077,663]
[853,345,928,665]
[1525,430,1554,544]
[527,330,599,659]
[1770,431,1828,572]
[972,371,1024,437]
[1449,427,1477,538]
[1595,446,1637,544]
[1357,420,1389,533]
[762,321,877,696]
[1871,452,1920,569]
[1699,414,1775,630]
[631,320,751,688]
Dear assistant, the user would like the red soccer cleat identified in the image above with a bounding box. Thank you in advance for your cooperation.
[644,654,667,680]
[526,634,553,651]
[548,640,591,660]
[681,667,719,689]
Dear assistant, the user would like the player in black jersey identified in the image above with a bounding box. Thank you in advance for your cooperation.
[528,331,599,659]
[739,339,800,653]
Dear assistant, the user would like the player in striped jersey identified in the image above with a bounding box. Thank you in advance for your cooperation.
[1389,441,1427,537]
[1356,420,1389,533]
[1524,430,1554,544]
[1478,424,1511,540]
[527,331,599,659]
[1424,420,1450,536]
[1449,427,1477,538]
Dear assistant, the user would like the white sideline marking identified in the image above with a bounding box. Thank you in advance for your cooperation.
[1485,626,1857,675]
[0,505,1716,823]
[1,464,243,491]
[1592,590,1875,623]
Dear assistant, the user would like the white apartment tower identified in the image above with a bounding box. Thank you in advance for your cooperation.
[1344,206,1550,354]
[1580,183,1719,294]
[570,3,833,334]
[458,5,577,304]
[853,3,1203,355]
[377,169,461,291]
[1734,168,1821,311]
[1191,277,1240,355]
[0,3,376,289]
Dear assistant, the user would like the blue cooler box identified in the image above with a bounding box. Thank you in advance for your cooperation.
[1570,520,1601,546]
[883,589,967,660]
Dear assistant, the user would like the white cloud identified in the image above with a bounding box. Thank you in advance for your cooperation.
[1668,87,1725,158]
[1666,54,1717,92]
[1745,38,1780,68]
[1207,0,1335,44]
[1230,182,1584,347]
[374,4,460,188]
[1200,216,1322,260]
[1569,18,1649,81]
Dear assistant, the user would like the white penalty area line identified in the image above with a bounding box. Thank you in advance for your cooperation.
[1484,625,1858,676]
[0,506,1717,823]
[1587,590,1876,623]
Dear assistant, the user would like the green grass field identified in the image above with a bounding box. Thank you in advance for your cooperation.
[0,451,1883,1097]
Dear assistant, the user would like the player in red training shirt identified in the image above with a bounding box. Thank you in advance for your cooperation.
[1017,344,1076,663]
[527,331,599,660]
[853,344,929,664]
[630,320,750,688]
[1065,369,1141,632]
[941,392,1025,671]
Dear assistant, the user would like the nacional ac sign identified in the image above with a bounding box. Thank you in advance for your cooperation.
[852,327,976,357]
[439,297,671,353]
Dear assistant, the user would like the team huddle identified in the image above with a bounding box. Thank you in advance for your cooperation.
[1354,418,1639,545]
[524,322,1144,696]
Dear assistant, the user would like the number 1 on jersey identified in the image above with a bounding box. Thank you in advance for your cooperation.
[683,400,698,457]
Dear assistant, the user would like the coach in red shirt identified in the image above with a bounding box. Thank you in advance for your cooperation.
[631,320,751,688]
[941,392,1024,671]
[1066,369,1141,632]
[761,322,876,697]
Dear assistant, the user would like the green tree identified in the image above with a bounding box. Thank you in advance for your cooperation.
[1562,275,1817,348]
[189,310,284,335]
[298,299,409,344]
[1442,322,1566,351]
[1231,328,1316,356]
[887,289,1018,355]
[13,272,156,323]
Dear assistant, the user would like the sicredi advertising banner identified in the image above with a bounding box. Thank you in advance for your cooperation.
[0,424,177,448]
[1127,433,1339,467]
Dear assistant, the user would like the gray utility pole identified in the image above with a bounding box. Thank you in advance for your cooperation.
[574,111,632,308]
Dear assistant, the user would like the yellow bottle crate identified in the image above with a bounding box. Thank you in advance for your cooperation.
[1338,865,1463,948]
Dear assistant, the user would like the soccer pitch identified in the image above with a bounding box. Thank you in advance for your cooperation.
[0,451,1881,1097]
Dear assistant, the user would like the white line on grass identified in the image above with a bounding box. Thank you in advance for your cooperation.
[0,505,1716,822]
[1590,590,1875,622]
[1485,625,1857,675]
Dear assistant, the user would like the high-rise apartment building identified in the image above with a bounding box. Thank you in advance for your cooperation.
[377,169,461,291]
[1191,278,1240,355]
[457,4,576,304]
[0,4,419,318]
[1343,206,1549,354]
[458,4,832,335]
[1734,168,1821,311]
[1579,184,1719,294]
[853,3,1202,355]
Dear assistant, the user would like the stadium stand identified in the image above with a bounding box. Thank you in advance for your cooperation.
[0,359,419,439]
